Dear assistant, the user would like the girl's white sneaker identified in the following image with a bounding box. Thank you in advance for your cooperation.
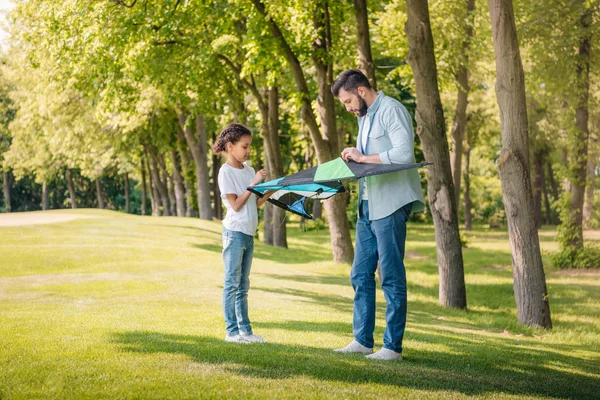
[225,334,250,344]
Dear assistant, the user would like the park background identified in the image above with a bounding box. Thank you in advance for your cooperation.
[0,0,599,398]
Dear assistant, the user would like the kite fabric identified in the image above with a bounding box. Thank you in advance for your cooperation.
[248,157,431,219]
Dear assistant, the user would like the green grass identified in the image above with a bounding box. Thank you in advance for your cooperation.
[0,209,598,399]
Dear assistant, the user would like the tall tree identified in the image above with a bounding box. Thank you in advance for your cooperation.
[353,0,377,90]
[405,0,467,308]
[564,6,593,248]
[449,0,476,207]
[250,0,354,263]
[488,0,551,327]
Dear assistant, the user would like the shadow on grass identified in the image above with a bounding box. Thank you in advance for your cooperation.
[111,330,599,399]
[191,240,334,264]
[256,271,600,332]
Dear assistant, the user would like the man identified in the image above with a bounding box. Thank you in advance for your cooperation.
[331,69,425,360]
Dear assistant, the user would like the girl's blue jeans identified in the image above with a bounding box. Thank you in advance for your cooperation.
[351,200,412,353]
[222,227,254,336]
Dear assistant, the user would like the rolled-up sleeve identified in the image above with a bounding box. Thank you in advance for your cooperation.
[378,106,415,165]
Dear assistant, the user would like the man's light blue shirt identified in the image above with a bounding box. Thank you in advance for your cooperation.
[357,91,425,220]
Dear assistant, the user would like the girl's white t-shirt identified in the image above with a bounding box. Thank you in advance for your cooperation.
[218,163,258,236]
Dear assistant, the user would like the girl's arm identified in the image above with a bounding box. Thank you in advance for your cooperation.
[224,169,266,212]
[256,191,275,207]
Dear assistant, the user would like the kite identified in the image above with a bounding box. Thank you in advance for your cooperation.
[248,157,430,219]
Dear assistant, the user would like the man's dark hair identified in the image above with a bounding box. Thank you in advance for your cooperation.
[331,69,371,97]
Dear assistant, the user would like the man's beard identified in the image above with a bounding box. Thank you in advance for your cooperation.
[357,95,368,117]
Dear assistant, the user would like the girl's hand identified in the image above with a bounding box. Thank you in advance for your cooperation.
[251,169,267,186]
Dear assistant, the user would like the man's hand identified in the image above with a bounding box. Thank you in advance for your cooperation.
[341,147,364,163]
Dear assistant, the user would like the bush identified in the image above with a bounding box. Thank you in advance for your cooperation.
[550,244,600,269]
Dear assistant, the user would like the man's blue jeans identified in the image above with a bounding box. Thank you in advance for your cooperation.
[222,227,254,336]
[351,200,412,353]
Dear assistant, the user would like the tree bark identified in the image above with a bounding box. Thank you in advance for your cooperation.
[148,149,170,216]
[449,0,476,208]
[353,0,377,90]
[177,112,212,220]
[542,166,552,225]
[141,158,148,216]
[463,147,472,231]
[2,169,11,212]
[405,0,466,308]
[124,173,130,213]
[488,0,551,328]
[583,141,596,229]
[177,128,197,217]
[532,150,544,228]
[66,168,77,209]
[170,149,186,217]
[42,181,49,211]
[565,7,592,248]
[96,178,104,209]
[546,161,560,224]
[144,151,159,216]
[211,131,222,220]
[268,86,288,248]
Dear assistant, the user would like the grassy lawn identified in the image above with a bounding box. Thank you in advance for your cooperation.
[0,209,598,399]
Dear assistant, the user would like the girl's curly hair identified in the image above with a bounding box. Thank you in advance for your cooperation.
[212,123,252,155]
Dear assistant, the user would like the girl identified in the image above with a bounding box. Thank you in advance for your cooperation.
[212,123,272,344]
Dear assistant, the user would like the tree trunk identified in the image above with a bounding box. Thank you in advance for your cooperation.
[2,169,11,212]
[177,129,197,217]
[353,0,377,90]
[66,168,77,209]
[149,150,170,216]
[583,142,596,229]
[141,158,148,216]
[42,181,49,211]
[259,92,274,246]
[546,161,560,224]
[449,0,476,208]
[124,173,130,213]
[164,169,176,216]
[313,0,353,262]
[532,150,544,228]
[211,132,222,220]
[268,86,287,248]
[542,167,552,225]
[170,149,186,217]
[488,0,551,328]
[218,56,287,247]
[251,0,352,262]
[145,151,159,216]
[565,7,592,248]
[96,178,104,209]
[463,147,472,231]
[177,113,212,220]
[405,0,466,308]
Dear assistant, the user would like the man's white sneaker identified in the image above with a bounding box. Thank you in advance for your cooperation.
[240,333,266,343]
[365,348,402,360]
[334,340,373,354]
[225,334,250,344]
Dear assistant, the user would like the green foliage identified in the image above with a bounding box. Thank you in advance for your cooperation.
[551,243,600,269]
[553,192,600,268]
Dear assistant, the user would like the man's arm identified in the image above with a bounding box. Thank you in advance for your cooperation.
[378,106,415,165]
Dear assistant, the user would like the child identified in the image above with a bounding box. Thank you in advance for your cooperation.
[212,123,272,344]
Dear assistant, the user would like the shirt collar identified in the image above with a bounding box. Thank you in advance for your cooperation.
[366,91,385,116]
